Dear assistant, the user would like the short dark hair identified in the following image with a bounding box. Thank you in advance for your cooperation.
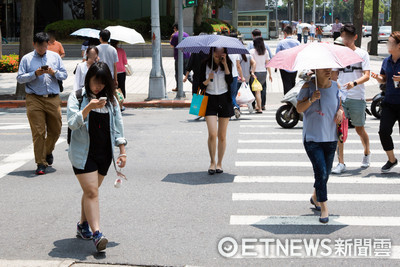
[33,32,49,44]
[47,30,56,39]
[252,29,262,37]
[99,29,111,42]
[340,24,356,37]
[84,62,116,105]
[173,23,178,30]
[86,45,99,60]
[283,26,293,35]
[335,17,340,20]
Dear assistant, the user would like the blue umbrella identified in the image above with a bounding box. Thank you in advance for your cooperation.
[176,34,249,54]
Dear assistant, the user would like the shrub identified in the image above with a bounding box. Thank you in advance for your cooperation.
[0,54,19,73]
[193,18,234,35]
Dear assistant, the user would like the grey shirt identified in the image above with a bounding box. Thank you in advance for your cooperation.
[96,44,118,78]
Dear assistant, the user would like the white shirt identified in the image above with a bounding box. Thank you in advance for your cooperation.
[310,25,316,34]
[333,48,370,100]
[205,66,228,95]
[250,48,270,72]
[73,62,89,91]
[96,44,118,78]
[229,54,240,77]
[297,23,303,34]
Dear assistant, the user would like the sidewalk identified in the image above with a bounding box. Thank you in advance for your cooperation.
[0,38,389,109]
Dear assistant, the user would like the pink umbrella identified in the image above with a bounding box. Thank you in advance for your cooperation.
[267,42,363,71]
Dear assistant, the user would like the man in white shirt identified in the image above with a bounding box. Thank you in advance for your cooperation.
[296,19,303,43]
[310,21,316,42]
[97,29,118,88]
[331,24,371,174]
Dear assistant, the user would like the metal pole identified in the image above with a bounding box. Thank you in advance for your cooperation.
[312,0,316,23]
[176,0,185,99]
[324,3,326,25]
[331,0,334,24]
[302,0,304,21]
[275,0,278,37]
[232,0,238,31]
[148,0,166,100]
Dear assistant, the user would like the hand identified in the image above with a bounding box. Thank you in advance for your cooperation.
[311,90,321,102]
[114,80,118,88]
[269,76,273,82]
[220,54,227,65]
[241,76,245,82]
[208,72,214,81]
[88,98,106,110]
[371,72,380,80]
[343,82,355,90]
[335,109,344,124]
[393,72,400,82]
[35,67,45,77]
[117,155,126,168]
[251,73,257,79]
[46,67,56,76]
[183,76,188,83]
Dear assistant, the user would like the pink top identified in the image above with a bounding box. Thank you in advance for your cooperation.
[116,47,128,73]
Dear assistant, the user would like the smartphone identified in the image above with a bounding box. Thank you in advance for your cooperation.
[41,65,48,70]
[99,97,107,101]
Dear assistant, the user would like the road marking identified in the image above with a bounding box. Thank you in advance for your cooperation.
[232,193,400,202]
[0,138,66,179]
[230,215,400,226]
[238,139,394,144]
[240,125,380,128]
[241,119,381,124]
[237,149,387,154]
[239,131,380,136]
[233,176,400,184]
[235,161,386,168]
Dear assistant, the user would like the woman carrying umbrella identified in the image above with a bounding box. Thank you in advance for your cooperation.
[199,47,233,175]
[296,69,343,223]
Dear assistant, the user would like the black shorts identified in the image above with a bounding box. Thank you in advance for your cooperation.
[205,92,234,118]
[73,154,112,176]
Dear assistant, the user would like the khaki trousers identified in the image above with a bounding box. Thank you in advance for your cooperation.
[26,94,62,166]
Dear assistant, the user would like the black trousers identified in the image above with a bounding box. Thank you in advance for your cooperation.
[117,72,126,98]
[280,70,297,95]
[379,102,400,151]
[333,32,341,40]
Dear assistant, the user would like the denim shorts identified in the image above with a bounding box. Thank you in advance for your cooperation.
[342,98,366,127]
[310,33,315,37]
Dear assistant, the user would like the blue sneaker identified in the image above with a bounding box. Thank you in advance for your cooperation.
[76,221,93,240]
[93,231,108,252]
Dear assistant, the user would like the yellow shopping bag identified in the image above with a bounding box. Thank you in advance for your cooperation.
[251,78,263,92]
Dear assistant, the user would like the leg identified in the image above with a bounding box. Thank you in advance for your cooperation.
[216,117,230,169]
[379,102,397,162]
[80,173,106,224]
[355,126,370,156]
[26,95,47,166]
[44,96,62,158]
[117,72,127,98]
[205,116,218,170]
[337,141,344,164]
[230,77,239,109]
[255,91,262,111]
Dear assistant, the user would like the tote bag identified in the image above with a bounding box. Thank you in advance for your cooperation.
[189,89,208,117]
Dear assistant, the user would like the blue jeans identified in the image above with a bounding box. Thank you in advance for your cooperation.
[297,33,302,43]
[303,35,308,43]
[303,141,337,203]
[230,76,239,109]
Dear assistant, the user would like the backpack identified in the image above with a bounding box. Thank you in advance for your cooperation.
[67,89,84,145]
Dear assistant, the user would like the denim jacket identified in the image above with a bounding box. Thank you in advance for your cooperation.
[67,88,127,169]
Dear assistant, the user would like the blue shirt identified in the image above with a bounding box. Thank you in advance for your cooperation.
[276,36,300,73]
[380,55,400,104]
[16,50,67,95]
[297,81,340,142]
[247,41,273,60]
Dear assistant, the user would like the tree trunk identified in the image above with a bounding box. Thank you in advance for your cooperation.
[370,0,379,55]
[392,0,400,32]
[353,0,364,48]
[194,0,204,27]
[207,0,212,18]
[85,0,93,20]
[293,0,298,21]
[15,0,36,99]
[0,27,2,57]
[166,0,172,16]
[214,4,219,19]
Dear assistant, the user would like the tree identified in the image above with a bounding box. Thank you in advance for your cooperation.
[369,0,379,55]
[0,27,2,58]
[392,0,400,31]
[194,0,204,27]
[84,0,93,20]
[363,0,384,24]
[167,0,172,16]
[353,0,365,48]
[213,0,224,19]
[15,0,36,99]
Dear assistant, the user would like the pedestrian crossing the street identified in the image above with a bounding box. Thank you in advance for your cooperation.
[229,109,400,259]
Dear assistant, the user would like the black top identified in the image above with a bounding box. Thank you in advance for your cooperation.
[88,110,112,157]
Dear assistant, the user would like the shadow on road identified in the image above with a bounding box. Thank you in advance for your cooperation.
[48,238,119,260]
[162,171,235,185]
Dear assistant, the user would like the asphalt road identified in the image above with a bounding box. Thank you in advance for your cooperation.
[0,107,400,266]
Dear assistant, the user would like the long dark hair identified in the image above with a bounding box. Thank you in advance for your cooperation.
[205,47,232,72]
[253,37,266,56]
[84,62,116,105]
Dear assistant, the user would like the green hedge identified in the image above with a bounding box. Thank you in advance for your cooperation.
[0,54,19,73]
[44,16,175,41]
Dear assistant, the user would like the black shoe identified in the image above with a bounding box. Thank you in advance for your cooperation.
[319,216,329,224]
[46,154,54,166]
[262,106,266,111]
[208,169,216,175]
[310,197,321,211]
[216,169,224,174]
[381,159,398,173]
[35,164,46,175]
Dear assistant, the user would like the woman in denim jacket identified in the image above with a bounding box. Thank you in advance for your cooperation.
[67,62,127,252]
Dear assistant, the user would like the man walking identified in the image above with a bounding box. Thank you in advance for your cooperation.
[170,23,190,92]
[97,29,118,88]
[276,26,300,95]
[331,24,371,174]
[296,19,303,43]
[16,32,67,175]
[332,17,343,41]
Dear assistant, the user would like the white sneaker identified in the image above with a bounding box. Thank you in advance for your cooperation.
[247,104,254,114]
[331,163,346,174]
[361,154,371,168]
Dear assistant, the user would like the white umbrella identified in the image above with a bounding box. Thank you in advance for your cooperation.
[105,25,145,44]
[70,28,100,39]
[299,23,312,29]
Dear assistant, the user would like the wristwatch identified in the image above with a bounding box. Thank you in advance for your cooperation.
[353,81,358,87]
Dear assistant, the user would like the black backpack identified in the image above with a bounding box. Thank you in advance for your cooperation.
[67,89,84,145]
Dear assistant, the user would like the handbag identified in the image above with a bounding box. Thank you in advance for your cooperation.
[125,64,133,76]
[236,82,255,105]
[189,88,208,117]
[114,88,125,107]
[337,111,348,143]
[251,78,263,92]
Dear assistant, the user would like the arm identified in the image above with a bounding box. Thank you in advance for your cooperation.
[60,44,65,58]
[114,63,118,85]
[266,44,273,59]
[371,72,386,84]
[344,70,370,90]
[296,83,320,113]
[16,57,42,84]
[331,71,339,82]
[267,66,273,82]
[250,58,256,79]
[73,64,82,91]
[236,59,244,81]
[112,98,127,167]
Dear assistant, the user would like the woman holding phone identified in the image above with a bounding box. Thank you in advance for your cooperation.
[199,47,233,175]
[67,62,127,251]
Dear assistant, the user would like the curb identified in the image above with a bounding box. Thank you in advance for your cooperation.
[0,100,191,109]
